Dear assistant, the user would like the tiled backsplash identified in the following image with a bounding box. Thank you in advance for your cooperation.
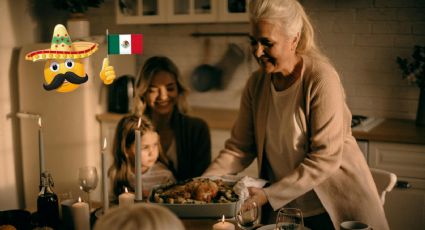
[87,0,425,119]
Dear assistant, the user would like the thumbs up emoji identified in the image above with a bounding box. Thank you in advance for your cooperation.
[100,57,116,85]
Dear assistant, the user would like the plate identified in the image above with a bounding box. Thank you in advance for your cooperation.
[257,224,311,230]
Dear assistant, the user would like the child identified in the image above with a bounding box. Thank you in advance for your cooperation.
[94,203,185,230]
[108,115,175,200]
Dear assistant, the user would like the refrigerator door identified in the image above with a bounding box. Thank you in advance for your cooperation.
[17,42,136,210]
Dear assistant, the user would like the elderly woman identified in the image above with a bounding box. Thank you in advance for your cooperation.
[203,0,389,229]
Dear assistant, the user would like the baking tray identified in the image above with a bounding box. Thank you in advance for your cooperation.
[148,178,240,218]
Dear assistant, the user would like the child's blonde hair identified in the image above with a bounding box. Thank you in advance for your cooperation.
[108,115,169,198]
[94,203,185,230]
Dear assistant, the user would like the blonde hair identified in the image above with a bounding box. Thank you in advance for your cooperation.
[108,115,169,199]
[249,0,329,63]
[133,56,189,117]
[94,203,185,230]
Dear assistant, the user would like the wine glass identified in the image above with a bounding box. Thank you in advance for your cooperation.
[78,166,99,210]
[235,199,259,230]
[275,208,304,230]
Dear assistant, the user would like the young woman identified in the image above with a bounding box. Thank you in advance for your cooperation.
[134,56,211,181]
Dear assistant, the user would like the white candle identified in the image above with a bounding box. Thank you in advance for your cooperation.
[212,215,235,230]
[38,117,45,174]
[101,138,109,212]
[71,197,90,230]
[135,117,142,201]
[119,187,135,207]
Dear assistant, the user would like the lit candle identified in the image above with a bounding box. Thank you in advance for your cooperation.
[38,117,45,174]
[119,187,135,207]
[212,215,235,230]
[101,138,109,213]
[71,197,90,230]
[135,117,142,201]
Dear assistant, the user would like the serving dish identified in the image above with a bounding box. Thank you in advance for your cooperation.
[148,178,240,218]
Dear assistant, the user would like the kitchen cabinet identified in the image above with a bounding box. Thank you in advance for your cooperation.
[115,0,248,24]
[369,141,425,230]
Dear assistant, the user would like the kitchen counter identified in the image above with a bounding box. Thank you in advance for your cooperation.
[352,119,425,145]
[96,108,425,145]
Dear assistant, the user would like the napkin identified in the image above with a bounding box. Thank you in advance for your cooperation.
[232,176,268,202]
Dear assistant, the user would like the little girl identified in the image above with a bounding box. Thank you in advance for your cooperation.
[108,114,175,200]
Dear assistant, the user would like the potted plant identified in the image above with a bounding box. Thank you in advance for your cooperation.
[397,45,425,126]
[51,0,105,39]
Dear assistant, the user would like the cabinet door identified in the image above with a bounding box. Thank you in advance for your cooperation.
[369,142,425,230]
[167,0,217,23]
[217,0,249,22]
[116,0,167,24]
[384,177,425,230]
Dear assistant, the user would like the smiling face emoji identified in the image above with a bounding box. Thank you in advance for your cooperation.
[43,59,89,93]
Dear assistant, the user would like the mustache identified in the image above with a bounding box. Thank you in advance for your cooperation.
[43,71,88,91]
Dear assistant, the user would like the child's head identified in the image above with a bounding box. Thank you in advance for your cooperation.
[114,114,160,168]
[109,115,168,197]
[94,203,185,230]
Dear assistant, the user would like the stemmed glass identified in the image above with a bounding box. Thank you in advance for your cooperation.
[275,208,304,230]
[235,199,259,230]
[78,166,99,210]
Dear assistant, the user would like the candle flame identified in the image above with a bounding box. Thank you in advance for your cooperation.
[221,215,225,223]
[137,117,141,129]
[124,187,128,193]
[102,138,107,150]
[38,117,42,128]
[78,196,82,202]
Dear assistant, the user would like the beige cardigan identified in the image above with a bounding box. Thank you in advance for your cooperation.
[204,56,389,229]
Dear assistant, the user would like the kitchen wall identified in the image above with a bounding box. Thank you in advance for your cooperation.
[0,0,38,210]
[85,0,425,181]
[0,0,424,210]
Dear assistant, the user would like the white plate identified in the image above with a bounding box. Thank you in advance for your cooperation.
[257,224,311,230]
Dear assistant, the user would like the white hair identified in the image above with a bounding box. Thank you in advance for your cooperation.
[249,0,329,63]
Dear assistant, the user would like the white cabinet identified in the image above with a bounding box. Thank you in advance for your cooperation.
[369,141,425,230]
[115,0,248,24]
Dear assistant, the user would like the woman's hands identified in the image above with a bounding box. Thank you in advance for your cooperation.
[247,187,268,207]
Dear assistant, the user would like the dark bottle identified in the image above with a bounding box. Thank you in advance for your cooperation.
[37,171,60,229]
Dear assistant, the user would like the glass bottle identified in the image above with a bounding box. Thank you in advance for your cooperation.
[37,171,60,229]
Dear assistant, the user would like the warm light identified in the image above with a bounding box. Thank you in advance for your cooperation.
[38,117,42,128]
[102,138,107,150]
[78,196,82,202]
[221,215,225,223]
[124,187,128,193]
[137,117,141,129]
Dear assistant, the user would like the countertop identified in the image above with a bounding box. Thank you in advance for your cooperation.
[97,108,425,145]
[352,119,425,145]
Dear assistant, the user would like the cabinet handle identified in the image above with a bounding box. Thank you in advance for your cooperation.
[395,180,411,189]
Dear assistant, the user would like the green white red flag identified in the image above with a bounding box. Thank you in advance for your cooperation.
[108,34,143,55]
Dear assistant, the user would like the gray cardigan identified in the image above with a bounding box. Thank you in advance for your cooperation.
[204,56,389,229]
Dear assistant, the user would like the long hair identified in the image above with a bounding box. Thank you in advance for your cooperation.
[108,115,169,198]
[133,56,189,117]
[249,0,329,63]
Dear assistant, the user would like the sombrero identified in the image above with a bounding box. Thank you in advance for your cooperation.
[25,24,98,62]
